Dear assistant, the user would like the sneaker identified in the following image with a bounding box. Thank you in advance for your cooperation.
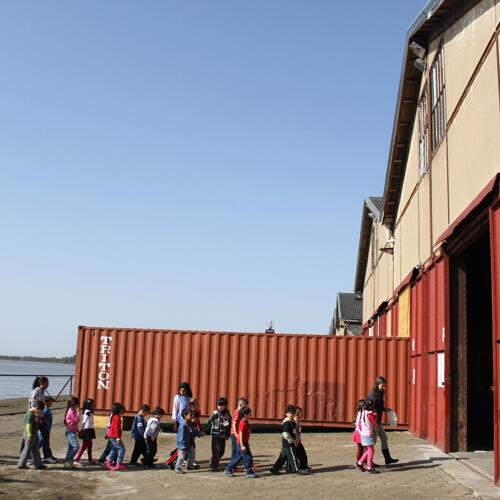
[27,461,33,465]
[97,459,106,466]
[175,468,185,474]
[87,460,99,465]
[251,466,258,472]
[233,467,243,472]
[355,461,365,472]
[297,469,310,475]
[270,468,280,475]
[112,462,127,471]
[246,473,257,478]
[224,469,233,477]
[17,465,29,469]
[44,457,57,464]
[63,461,74,469]
[73,461,84,468]
[35,465,48,470]
[187,464,200,470]
[364,467,379,474]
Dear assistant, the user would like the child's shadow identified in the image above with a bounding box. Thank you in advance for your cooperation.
[309,465,351,474]
[384,460,441,472]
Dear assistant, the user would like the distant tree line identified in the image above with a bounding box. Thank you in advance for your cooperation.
[0,354,76,364]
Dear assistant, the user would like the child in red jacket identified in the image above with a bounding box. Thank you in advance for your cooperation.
[106,403,127,471]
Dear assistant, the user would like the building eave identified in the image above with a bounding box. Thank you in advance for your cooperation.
[382,0,483,229]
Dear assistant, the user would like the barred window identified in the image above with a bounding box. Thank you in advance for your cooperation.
[418,91,430,176]
[430,48,446,151]
[371,221,379,270]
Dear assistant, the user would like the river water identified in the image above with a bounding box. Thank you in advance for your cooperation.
[0,360,75,400]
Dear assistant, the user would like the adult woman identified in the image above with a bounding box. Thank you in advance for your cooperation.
[366,376,398,465]
[172,382,193,432]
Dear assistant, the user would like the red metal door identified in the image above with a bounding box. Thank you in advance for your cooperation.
[489,202,500,486]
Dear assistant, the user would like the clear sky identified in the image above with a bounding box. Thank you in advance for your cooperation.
[1,1,423,356]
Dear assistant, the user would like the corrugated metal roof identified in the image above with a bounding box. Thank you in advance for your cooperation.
[354,197,383,293]
[337,292,363,322]
[366,197,383,221]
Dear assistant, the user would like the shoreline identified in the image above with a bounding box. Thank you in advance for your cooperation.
[0,355,75,364]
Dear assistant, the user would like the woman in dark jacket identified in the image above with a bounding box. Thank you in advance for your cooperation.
[366,376,398,465]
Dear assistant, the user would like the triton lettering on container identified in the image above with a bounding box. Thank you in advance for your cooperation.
[74,326,410,428]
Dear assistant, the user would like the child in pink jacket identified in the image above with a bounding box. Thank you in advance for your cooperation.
[355,399,379,474]
[64,397,81,469]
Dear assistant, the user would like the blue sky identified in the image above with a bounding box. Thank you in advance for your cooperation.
[1,1,422,356]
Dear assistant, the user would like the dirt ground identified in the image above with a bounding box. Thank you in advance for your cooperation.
[0,399,476,499]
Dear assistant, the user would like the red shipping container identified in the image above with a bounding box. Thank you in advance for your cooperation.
[75,327,409,428]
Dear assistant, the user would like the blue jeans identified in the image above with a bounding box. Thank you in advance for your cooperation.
[230,434,242,465]
[64,431,79,462]
[225,443,253,474]
[108,437,125,463]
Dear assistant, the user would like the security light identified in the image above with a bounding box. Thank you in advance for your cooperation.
[409,41,426,58]
[414,58,426,72]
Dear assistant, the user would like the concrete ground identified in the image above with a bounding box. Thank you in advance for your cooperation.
[1,399,499,499]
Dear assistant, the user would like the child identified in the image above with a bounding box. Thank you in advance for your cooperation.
[24,377,49,460]
[106,402,127,471]
[74,399,96,465]
[39,397,57,463]
[97,411,113,466]
[230,398,248,465]
[64,396,81,469]
[172,382,193,432]
[353,399,365,470]
[28,376,49,409]
[130,404,150,466]
[18,401,46,469]
[225,407,256,478]
[187,398,202,468]
[189,410,202,469]
[142,406,165,468]
[204,397,231,471]
[270,405,302,475]
[174,408,200,474]
[355,399,379,474]
[292,406,310,473]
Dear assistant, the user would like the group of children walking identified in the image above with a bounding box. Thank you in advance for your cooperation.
[17,377,397,477]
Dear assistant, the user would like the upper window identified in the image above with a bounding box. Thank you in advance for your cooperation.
[417,91,430,176]
[417,46,446,176]
[371,221,379,270]
[430,47,446,151]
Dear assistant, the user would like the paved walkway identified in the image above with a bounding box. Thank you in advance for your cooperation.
[1,412,499,500]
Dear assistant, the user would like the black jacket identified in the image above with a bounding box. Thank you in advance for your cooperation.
[203,409,231,438]
[366,389,385,423]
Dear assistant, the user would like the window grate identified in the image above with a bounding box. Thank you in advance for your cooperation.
[418,91,430,176]
[430,48,446,151]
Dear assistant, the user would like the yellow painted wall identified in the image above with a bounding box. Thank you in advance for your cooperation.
[399,194,420,280]
[393,223,402,289]
[444,0,497,118]
[430,138,450,241]
[397,116,420,221]
[362,272,375,324]
[398,286,410,338]
[418,174,432,263]
[447,50,500,222]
